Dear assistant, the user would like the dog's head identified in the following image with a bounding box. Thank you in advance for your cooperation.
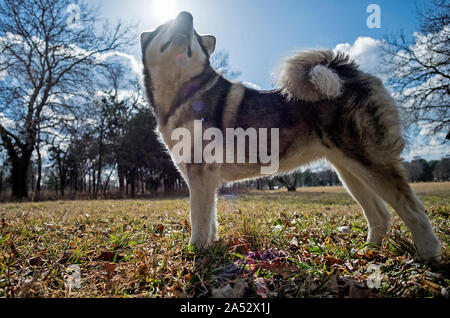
[141,12,216,84]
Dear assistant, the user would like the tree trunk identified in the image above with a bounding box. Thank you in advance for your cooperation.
[11,154,31,199]
[88,170,91,194]
[103,168,114,195]
[130,169,136,198]
[35,142,42,201]
[141,171,145,195]
[55,152,66,197]
[96,124,104,196]
[92,167,96,198]
[268,179,275,190]
[118,165,125,197]
[60,173,65,197]
[0,166,3,197]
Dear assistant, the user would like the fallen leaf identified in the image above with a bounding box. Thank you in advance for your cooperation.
[363,250,385,261]
[96,251,124,262]
[325,256,343,266]
[228,237,250,254]
[155,224,165,233]
[181,219,190,230]
[1,217,9,228]
[29,256,44,266]
[137,264,149,276]
[254,277,269,298]
[103,262,116,280]
[421,279,441,290]
[9,241,20,258]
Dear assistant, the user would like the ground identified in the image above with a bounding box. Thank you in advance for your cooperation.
[0,182,449,298]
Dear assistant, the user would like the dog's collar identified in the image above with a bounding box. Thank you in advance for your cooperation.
[162,66,218,125]
[179,66,218,100]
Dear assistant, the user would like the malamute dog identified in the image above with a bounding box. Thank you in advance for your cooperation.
[140,12,441,262]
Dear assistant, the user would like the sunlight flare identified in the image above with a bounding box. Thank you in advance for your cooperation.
[150,0,179,23]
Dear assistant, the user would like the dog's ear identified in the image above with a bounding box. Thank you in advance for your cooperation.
[201,35,216,56]
[140,28,160,53]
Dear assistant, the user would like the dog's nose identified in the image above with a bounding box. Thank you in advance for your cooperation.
[176,11,193,24]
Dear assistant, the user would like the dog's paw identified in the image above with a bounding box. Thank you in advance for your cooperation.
[363,242,382,252]
[189,233,218,250]
[415,251,442,265]
[414,236,442,265]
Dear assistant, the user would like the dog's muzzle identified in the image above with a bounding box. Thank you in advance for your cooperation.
[161,11,194,54]
[173,12,193,40]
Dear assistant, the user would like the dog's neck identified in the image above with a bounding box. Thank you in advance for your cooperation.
[152,65,219,125]
[151,68,187,117]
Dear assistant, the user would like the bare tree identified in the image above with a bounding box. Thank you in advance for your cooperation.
[381,0,450,139]
[0,0,133,198]
[92,62,142,197]
[211,50,241,80]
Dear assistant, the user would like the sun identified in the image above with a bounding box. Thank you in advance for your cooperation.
[151,0,179,24]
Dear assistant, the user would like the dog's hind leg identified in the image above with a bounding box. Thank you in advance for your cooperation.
[334,156,442,263]
[332,163,391,248]
[186,164,221,248]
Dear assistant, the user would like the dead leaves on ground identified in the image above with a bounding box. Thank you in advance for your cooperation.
[96,251,124,262]
[212,246,378,298]
[0,194,448,298]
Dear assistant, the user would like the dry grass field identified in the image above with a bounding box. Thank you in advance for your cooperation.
[0,182,449,298]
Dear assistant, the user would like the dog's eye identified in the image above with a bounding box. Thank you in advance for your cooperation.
[160,41,171,53]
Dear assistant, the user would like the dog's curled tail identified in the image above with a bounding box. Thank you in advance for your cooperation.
[277,49,357,102]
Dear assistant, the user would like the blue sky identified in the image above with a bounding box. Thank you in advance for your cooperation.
[95,0,449,160]
[97,0,428,88]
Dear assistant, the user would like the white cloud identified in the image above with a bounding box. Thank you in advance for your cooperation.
[403,122,450,161]
[403,143,449,161]
[99,51,142,76]
[302,159,333,172]
[242,81,261,90]
[0,112,15,130]
[334,37,383,76]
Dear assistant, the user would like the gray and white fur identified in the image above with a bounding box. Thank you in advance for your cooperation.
[140,12,441,263]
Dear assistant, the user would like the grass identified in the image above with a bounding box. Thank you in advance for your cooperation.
[0,182,449,298]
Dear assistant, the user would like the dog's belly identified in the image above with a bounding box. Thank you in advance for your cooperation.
[219,141,326,182]
[219,163,265,182]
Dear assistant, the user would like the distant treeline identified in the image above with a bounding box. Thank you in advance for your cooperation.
[403,157,450,182]
[224,156,450,193]
[0,108,186,201]
[251,169,342,191]
[2,149,447,200]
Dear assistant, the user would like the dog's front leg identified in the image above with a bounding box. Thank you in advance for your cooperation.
[186,164,221,248]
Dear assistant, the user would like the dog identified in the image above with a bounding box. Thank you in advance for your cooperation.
[140,11,441,263]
